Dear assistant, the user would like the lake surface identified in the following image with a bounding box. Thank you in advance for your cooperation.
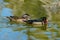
[0,8,60,40]
[0,1,60,40]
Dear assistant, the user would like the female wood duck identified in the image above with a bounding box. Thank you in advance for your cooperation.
[6,14,31,23]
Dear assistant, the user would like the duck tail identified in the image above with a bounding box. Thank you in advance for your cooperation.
[6,16,12,21]
[6,16,11,19]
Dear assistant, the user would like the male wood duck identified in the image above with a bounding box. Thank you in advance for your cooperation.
[25,17,48,30]
[25,17,48,25]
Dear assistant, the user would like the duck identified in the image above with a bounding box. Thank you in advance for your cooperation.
[6,14,31,23]
[7,16,25,23]
[25,17,48,25]
[25,17,48,30]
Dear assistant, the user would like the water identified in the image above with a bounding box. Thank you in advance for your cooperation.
[0,0,60,40]
[0,8,60,40]
[0,28,28,40]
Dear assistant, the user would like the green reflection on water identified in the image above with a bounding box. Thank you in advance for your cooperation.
[0,14,60,40]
